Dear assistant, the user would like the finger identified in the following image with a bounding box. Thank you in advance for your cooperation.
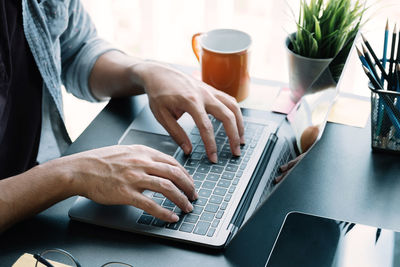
[145,162,197,201]
[185,102,218,163]
[206,101,241,156]
[132,192,180,222]
[142,175,194,213]
[214,92,245,144]
[279,154,305,172]
[158,108,193,155]
[273,174,285,185]
[148,148,194,183]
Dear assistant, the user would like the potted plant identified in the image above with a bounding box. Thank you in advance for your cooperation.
[287,0,367,102]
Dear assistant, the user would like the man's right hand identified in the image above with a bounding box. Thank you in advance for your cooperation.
[66,145,197,222]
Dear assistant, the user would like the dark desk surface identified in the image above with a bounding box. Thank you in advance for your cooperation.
[2,90,400,267]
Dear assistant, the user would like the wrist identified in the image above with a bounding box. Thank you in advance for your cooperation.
[35,156,80,199]
[128,60,166,91]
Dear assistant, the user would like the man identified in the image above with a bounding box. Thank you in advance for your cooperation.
[0,0,244,231]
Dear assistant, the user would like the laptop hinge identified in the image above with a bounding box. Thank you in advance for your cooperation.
[227,132,278,233]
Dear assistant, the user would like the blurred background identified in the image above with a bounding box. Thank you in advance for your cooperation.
[63,0,400,141]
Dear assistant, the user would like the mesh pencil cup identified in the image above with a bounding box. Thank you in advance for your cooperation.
[370,83,400,153]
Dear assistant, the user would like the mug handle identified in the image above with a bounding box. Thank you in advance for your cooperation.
[192,33,202,62]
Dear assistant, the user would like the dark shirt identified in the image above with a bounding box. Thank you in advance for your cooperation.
[0,0,43,178]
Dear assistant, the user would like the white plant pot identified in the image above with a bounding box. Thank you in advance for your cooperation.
[286,35,336,102]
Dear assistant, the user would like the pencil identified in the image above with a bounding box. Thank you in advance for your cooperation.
[382,19,389,84]
[389,24,397,89]
[361,33,390,81]
[397,24,400,64]
[362,44,380,83]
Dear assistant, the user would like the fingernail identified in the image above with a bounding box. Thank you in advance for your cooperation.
[186,202,193,213]
[234,145,241,156]
[182,144,190,154]
[192,191,198,200]
[170,213,179,222]
[210,152,218,163]
[240,135,245,144]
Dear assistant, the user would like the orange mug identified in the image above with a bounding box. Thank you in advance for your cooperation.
[192,29,252,102]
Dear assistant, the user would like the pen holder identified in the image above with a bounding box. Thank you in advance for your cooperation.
[370,84,400,153]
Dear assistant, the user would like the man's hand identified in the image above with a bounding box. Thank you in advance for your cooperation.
[68,145,197,222]
[133,62,245,163]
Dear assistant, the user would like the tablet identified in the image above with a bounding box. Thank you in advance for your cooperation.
[265,212,400,267]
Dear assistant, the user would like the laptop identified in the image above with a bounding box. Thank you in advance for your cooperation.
[68,34,357,248]
[266,212,400,267]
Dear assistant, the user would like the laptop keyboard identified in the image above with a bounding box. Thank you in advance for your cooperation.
[137,116,266,237]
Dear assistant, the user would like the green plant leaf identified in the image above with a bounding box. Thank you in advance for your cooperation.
[313,15,321,42]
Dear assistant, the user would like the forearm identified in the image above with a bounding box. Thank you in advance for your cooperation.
[0,158,75,232]
[89,51,149,100]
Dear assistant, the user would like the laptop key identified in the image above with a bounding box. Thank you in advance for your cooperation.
[207,228,216,237]
[185,167,195,175]
[152,218,167,227]
[224,194,232,202]
[197,166,211,174]
[215,137,225,145]
[216,158,228,166]
[214,187,227,196]
[228,186,236,194]
[204,204,219,213]
[217,179,231,188]
[193,197,207,206]
[209,195,223,205]
[194,145,206,153]
[229,157,241,165]
[138,215,154,225]
[190,152,203,160]
[225,164,238,172]
[232,178,240,185]
[219,152,232,159]
[152,197,163,205]
[163,199,175,208]
[198,189,212,198]
[200,212,214,222]
[202,181,216,190]
[153,192,165,198]
[167,217,183,230]
[194,181,202,189]
[194,221,211,236]
[193,172,206,181]
[236,171,243,177]
[221,172,234,180]
[184,214,199,224]
[207,173,220,181]
[220,202,228,210]
[185,159,200,168]
[210,166,224,174]
[240,163,247,170]
[180,223,195,233]
[211,219,220,228]
[192,205,203,215]
[216,210,224,219]
[174,207,182,215]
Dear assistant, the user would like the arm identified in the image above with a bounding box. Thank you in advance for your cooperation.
[0,145,197,232]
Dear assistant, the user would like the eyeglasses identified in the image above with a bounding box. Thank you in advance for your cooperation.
[34,248,133,267]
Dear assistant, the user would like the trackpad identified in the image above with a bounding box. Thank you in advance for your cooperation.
[119,129,178,156]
